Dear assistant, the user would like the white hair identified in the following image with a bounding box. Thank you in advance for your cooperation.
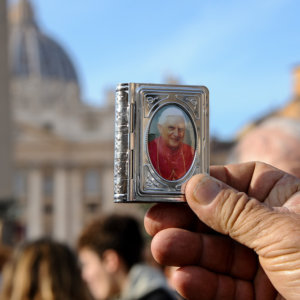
[259,117,300,139]
[158,106,186,125]
[228,117,300,164]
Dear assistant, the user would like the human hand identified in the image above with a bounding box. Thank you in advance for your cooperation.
[144,162,300,300]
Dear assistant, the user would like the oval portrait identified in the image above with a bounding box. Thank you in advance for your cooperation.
[147,104,196,181]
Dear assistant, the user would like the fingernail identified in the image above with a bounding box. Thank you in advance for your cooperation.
[193,176,222,205]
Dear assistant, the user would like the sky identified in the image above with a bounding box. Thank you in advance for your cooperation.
[10,0,300,140]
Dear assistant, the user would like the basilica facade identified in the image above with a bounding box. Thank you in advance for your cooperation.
[9,0,116,244]
[7,0,300,246]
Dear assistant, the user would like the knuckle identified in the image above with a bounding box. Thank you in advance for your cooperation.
[216,189,251,235]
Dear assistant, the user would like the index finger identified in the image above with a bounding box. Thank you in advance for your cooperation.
[144,203,210,236]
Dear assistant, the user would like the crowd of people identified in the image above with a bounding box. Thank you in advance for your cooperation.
[1,116,300,300]
[0,213,179,300]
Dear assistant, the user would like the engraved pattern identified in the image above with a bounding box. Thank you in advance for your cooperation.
[175,184,182,191]
[175,94,201,118]
[114,86,129,201]
[114,163,121,175]
[115,133,128,147]
[203,93,209,117]
[115,112,128,125]
[114,84,209,202]
[114,158,128,176]
[186,97,198,111]
[144,93,169,117]
[146,96,159,106]
[114,179,127,198]
[144,165,167,190]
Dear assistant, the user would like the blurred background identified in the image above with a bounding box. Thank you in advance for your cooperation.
[1,0,300,246]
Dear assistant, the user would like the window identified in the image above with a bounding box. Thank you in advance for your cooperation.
[43,203,53,214]
[43,173,54,197]
[42,122,54,131]
[83,113,99,131]
[13,170,27,198]
[86,203,99,213]
[84,169,100,197]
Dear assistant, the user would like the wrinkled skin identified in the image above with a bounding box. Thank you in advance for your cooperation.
[144,162,300,300]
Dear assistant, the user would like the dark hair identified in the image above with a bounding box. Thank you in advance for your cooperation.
[0,238,91,300]
[77,214,145,270]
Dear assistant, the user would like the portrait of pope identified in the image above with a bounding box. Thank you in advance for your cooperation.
[147,105,195,181]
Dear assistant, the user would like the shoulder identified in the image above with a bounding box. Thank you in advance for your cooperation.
[124,264,177,300]
[139,288,176,300]
[149,137,158,146]
[182,143,195,154]
[148,138,158,152]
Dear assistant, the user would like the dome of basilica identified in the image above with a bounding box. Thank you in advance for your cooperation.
[9,0,79,84]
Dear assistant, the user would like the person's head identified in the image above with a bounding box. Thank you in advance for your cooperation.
[158,106,186,149]
[229,117,300,178]
[77,214,145,300]
[0,238,91,300]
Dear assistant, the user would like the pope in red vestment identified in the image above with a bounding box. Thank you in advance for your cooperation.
[148,108,195,181]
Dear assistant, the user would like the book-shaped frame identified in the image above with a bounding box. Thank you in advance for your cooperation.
[114,83,209,203]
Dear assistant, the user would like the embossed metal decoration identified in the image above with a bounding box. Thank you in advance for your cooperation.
[114,83,209,203]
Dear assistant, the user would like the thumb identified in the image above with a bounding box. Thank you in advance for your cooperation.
[184,174,286,253]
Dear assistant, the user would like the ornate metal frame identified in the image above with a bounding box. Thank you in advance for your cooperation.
[114,83,209,202]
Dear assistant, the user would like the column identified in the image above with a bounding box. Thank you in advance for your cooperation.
[101,166,114,212]
[27,168,43,239]
[53,168,68,241]
[69,169,83,245]
[0,0,13,200]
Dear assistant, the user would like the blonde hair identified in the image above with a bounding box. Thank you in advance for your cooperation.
[0,239,91,300]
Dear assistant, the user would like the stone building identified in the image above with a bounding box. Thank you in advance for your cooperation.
[9,0,115,244]
[237,66,300,139]
[275,66,300,120]
[10,0,300,245]
[0,0,13,203]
